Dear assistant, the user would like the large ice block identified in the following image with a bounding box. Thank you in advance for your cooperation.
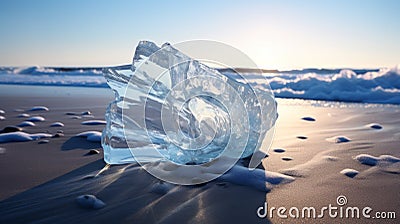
[102,41,277,165]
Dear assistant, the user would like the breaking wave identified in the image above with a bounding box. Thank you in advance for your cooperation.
[0,65,399,104]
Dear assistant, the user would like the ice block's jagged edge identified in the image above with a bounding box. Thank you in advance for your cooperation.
[133,41,161,62]
[102,42,165,164]
[102,69,131,164]
[102,41,277,165]
[147,43,268,160]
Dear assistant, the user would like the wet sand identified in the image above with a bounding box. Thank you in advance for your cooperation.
[0,85,399,223]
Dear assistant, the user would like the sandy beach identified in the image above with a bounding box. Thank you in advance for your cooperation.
[0,84,398,223]
[1,0,399,223]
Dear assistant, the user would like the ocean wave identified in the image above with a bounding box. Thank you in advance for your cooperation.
[0,65,399,104]
[262,66,400,104]
[0,66,127,88]
[2,66,103,76]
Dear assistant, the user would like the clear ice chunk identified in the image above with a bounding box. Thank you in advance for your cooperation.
[102,41,277,165]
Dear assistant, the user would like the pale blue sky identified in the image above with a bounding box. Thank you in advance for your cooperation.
[0,0,399,69]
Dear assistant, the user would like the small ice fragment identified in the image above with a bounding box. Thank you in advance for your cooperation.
[29,133,52,140]
[340,168,359,178]
[0,132,33,143]
[17,113,30,118]
[335,136,350,143]
[0,126,22,133]
[220,165,294,192]
[0,116,5,121]
[76,131,102,143]
[81,111,91,115]
[38,139,49,144]
[75,195,105,209]
[0,147,5,154]
[273,148,286,153]
[150,181,174,194]
[0,110,4,114]
[354,154,379,166]
[326,136,351,143]
[86,149,100,155]
[18,121,36,127]
[71,116,81,119]
[50,122,64,127]
[81,120,106,125]
[379,155,400,163]
[76,131,100,137]
[302,116,316,121]
[368,123,382,130]
[354,154,400,174]
[26,116,45,122]
[52,133,64,138]
[29,106,49,111]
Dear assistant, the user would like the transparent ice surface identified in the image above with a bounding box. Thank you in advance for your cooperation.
[102,41,277,165]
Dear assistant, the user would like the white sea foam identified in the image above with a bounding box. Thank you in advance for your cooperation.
[0,66,106,88]
[237,66,400,104]
[1,66,399,104]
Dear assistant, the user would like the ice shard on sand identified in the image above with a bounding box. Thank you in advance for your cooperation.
[102,40,277,167]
